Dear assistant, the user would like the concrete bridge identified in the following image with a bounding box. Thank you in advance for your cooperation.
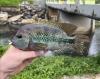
[43,0,100,37]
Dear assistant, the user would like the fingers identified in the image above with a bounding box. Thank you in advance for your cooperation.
[10,62,27,75]
[10,59,33,75]
[8,45,44,60]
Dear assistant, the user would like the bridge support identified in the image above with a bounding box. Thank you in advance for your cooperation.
[47,7,95,35]
[59,11,95,35]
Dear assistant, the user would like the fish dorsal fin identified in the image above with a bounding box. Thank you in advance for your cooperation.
[33,19,77,35]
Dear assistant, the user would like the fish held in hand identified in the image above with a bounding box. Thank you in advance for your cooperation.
[11,23,75,55]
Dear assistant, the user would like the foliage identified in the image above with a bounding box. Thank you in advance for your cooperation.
[11,55,100,79]
[0,0,21,7]
[0,45,9,56]
[96,0,100,4]
[0,0,33,7]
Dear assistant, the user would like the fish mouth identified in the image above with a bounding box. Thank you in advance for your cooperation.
[8,40,12,45]
[11,39,18,48]
[11,40,16,47]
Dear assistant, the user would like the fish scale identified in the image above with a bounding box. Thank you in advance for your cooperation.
[29,23,75,52]
[30,26,73,44]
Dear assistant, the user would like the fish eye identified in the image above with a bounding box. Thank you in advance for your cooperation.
[16,35,22,39]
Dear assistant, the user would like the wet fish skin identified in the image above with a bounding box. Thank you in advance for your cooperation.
[12,23,75,54]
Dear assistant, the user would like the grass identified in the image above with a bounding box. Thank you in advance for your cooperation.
[0,45,9,56]
[11,56,100,79]
[0,0,33,7]
[0,0,21,7]
[0,46,100,79]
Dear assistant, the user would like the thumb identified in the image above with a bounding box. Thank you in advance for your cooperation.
[21,51,44,60]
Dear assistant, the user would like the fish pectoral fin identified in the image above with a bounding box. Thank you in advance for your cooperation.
[34,43,47,50]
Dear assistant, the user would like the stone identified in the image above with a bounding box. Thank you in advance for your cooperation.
[0,12,8,21]
[21,19,36,24]
[8,14,23,22]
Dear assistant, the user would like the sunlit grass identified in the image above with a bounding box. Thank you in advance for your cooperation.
[0,0,21,7]
[0,0,33,7]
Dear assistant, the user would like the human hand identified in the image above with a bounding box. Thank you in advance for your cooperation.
[0,45,44,78]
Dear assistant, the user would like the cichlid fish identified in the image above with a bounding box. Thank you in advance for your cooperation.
[11,22,76,55]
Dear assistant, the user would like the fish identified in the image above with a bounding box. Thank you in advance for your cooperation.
[11,22,76,55]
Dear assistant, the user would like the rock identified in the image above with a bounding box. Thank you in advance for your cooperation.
[38,9,46,19]
[8,14,23,22]
[21,19,36,24]
[20,1,32,10]
[21,18,48,24]
[0,12,8,21]
[32,14,38,19]
[19,1,46,19]
[0,7,20,15]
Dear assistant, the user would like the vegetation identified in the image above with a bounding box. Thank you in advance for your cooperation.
[0,0,33,7]
[0,45,9,56]
[0,46,100,79]
[96,0,100,4]
[0,0,21,7]
[11,55,100,79]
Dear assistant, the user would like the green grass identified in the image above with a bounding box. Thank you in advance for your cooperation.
[0,45,9,56]
[0,0,21,7]
[0,0,33,7]
[0,46,100,79]
[11,56,100,79]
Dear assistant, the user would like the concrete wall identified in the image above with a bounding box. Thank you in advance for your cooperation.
[58,11,95,34]
[33,0,46,8]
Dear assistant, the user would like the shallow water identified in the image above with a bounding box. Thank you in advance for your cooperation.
[88,27,100,56]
